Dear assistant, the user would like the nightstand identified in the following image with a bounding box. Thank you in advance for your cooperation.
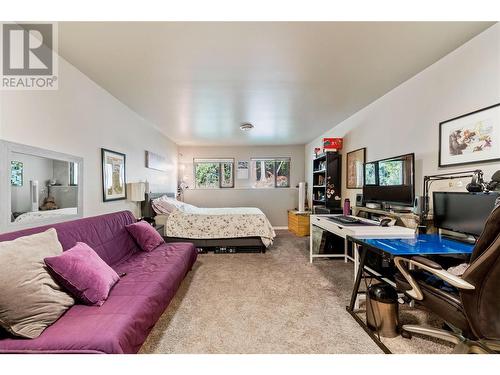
[154,224,165,237]
[288,210,311,236]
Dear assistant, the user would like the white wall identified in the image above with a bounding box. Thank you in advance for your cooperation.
[0,54,178,219]
[306,24,500,207]
[179,145,305,226]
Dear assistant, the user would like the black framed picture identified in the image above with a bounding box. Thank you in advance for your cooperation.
[145,150,168,171]
[439,103,500,167]
[346,147,366,189]
[101,148,127,202]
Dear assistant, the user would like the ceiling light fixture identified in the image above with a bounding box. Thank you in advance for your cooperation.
[240,122,254,132]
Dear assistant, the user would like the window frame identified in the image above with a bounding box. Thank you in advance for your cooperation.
[69,162,78,186]
[193,158,234,189]
[250,157,291,189]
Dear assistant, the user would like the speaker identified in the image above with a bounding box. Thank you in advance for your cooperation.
[413,195,424,215]
[355,194,364,207]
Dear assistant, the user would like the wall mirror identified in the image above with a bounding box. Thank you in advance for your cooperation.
[0,141,83,233]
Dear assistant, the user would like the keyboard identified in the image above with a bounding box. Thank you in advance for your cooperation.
[328,215,361,225]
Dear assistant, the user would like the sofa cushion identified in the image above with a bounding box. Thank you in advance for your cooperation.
[0,229,75,339]
[0,211,140,267]
[0,241,197,353]
[126,220,164,252]
[44,242,120,306]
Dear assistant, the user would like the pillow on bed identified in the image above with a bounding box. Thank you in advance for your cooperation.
[126,220,165,252]
[152,195,196,214]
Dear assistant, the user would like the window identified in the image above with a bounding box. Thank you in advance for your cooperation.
[194,159,234,189]
[69,162,78,186]
[251,158,290,188]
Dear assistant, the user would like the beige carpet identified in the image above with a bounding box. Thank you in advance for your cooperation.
[140,231,453,354]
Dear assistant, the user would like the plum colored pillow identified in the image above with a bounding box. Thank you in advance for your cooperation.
[44,242,120,306]
[125,220,164,252]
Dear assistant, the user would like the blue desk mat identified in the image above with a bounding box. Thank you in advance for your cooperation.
[357,234,474,256]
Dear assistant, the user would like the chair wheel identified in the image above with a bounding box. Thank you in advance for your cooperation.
[401,329,412,339]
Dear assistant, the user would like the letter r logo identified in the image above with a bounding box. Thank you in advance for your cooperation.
[2,24,53,76]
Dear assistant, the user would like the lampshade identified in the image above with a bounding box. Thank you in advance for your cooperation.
[127,182,146,202]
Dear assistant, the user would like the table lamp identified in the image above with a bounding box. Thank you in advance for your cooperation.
[127,182,146,218]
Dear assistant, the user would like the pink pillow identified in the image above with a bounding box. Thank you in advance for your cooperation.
[125,220,164,252]
[44,242,120,306]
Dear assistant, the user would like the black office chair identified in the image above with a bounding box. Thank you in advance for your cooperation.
[394,204,500,354]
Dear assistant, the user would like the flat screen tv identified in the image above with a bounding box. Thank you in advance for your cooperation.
[363,153,415,206]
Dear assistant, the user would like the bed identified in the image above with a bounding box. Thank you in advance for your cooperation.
[141,193,275,252]
[13,207,78,224]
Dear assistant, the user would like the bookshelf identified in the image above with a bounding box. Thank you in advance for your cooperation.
[312,152,342,212]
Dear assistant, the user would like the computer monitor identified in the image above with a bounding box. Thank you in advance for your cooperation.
[363,153,415,206]
[433,192,499,237]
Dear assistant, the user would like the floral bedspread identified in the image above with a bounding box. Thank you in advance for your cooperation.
[165,207,276,247]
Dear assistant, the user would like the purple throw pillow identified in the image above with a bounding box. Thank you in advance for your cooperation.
[44,242,120,306]
[125,220,164,252]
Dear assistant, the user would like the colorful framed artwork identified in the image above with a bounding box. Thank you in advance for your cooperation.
[346,148,366,189]
[10,161,23,186]
[101,148,127,202]
[439,103,500,167]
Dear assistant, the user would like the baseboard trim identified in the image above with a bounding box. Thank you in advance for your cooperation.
[273,226,288,230]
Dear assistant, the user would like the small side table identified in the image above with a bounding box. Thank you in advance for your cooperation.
[288,210,311,236]
[154,224,165,237]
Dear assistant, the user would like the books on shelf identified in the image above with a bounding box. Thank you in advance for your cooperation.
[318,175,325,186]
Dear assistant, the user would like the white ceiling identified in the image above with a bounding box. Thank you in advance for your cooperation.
[58,22,494,146]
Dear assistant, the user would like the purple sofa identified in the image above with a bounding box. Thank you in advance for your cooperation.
[0,211,197,354]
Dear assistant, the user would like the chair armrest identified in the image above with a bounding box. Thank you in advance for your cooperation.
[394,256,474,301]
[411,256,442,270]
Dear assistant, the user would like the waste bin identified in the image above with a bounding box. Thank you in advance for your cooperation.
[366,283,399,338]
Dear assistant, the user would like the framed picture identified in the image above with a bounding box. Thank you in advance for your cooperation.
[236,160,249,179]
[145,150,168,171]
[10,161,23,186]
[346,147,366,189]
[101,148,127,202]
[439,103,500,167]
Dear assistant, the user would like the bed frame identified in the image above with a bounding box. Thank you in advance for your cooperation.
[141,193,266,253]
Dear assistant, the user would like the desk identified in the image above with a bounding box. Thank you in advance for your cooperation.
[309,214,415,264]
[346,234,474,353]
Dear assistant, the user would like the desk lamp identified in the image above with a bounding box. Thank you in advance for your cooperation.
[422,169,484,222]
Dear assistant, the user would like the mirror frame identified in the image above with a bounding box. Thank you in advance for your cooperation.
[0,140,84,233]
